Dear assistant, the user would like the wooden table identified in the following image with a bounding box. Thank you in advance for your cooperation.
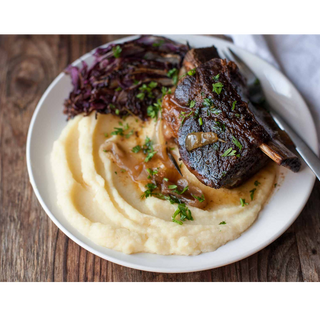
[0,35,319,282]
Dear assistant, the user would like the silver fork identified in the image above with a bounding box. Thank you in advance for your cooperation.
[220,48,320,181]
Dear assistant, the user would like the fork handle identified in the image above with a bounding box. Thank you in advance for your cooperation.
[270,108,320,181]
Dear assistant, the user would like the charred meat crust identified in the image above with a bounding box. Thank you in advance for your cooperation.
[183,46,220,70]
[164,58,271,189]
[176,59,270,146]
[178,115,270,189]
[163,45,301,189]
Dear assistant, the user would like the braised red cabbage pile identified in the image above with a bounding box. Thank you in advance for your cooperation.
[63,35,188,120]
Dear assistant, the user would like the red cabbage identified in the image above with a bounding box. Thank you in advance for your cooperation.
[63,35,188,120]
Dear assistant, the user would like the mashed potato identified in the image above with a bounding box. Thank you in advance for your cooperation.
[51,113,277,255]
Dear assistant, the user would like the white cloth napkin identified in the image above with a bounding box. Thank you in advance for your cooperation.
[230,35,320,150]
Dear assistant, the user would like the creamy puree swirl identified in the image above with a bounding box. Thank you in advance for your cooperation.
[51,113,277,255]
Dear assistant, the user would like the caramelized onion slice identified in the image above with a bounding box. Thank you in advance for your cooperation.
[185,132,219,151]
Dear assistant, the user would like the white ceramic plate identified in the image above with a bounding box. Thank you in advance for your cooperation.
[27,35,318,273]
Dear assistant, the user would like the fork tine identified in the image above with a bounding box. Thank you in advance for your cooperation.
[221,49,233,62]
[227,48,256,82]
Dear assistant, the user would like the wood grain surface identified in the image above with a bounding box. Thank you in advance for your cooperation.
[0,35,319,282]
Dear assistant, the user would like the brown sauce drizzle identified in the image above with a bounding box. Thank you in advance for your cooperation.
[102,134,207,209]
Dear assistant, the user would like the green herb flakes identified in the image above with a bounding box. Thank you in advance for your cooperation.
[219,221,226,225]
[213,74,220,81]
[221,147,237,157]
[250,188,256,200]
[212,82,224,95]
[189,100,196,108]
[167,68,178,85]
[112,45,122,58]
[240,198,249,207]
[172,203,193,225]
[132,145,141,153]
[192,194,205,202]
[232,100,237,111]
[232,136,243,151]
[152,40,164,47]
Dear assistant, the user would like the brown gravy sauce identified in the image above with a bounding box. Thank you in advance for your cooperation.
[102,115,207,209]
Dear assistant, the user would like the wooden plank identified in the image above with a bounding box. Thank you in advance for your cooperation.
[0,35,319,282]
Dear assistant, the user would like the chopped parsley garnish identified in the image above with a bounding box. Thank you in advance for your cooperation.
[132,145,141,153]
[202,98,222,115]
[232,101,237,111]
[240,198,249,207]
[148,81,158,89]
[111,122,132,138]
[193,108,200,118]
[254,180,261,186]
[212,143,219,150]
[168,185,177,189]
[114,171,117,174]
[192,194,205,202]
[104,133,109,138]
[212,82,224,95]
[112,45,122,58]
[109,103,116,109]
[133,79,140,85]
[274,183,277,188]
[152,40,164,47]
[189,100,196,108]
[203,98,213,107]
[121,169,126,173]
[146,168,159,179]
[141,182,193,226]
[188,68,196,76]
[179,111,193,126]
[163,177,169,182]
[250,188,256,200]
[136,82,158,100]
[254,78,260,85]
[161,87,172,96]
[115,109,120,115]
[179,68,196,80]
[172,203,193,225]
[235,113,240,118]
[221,147,237,157]
[111,127,124,136]
[115,87,122,92]
[125,130,134,139]
[174,186,189,195]
[232,136,243,151]
[167,68,178,85]
[213,74,220,81]
[132,137,157,162]
[208,107,221,116]
[198,117,203,126]
[141,183,157,198]
[136,92,145,100]
[147,99,162,121]
[215,121,225,132]
[145,151,157,162]
[219,221,226,225]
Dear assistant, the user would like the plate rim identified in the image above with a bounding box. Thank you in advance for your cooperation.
[26,35,318,273]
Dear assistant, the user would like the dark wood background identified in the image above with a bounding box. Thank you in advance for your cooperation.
[0,35,319,282]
